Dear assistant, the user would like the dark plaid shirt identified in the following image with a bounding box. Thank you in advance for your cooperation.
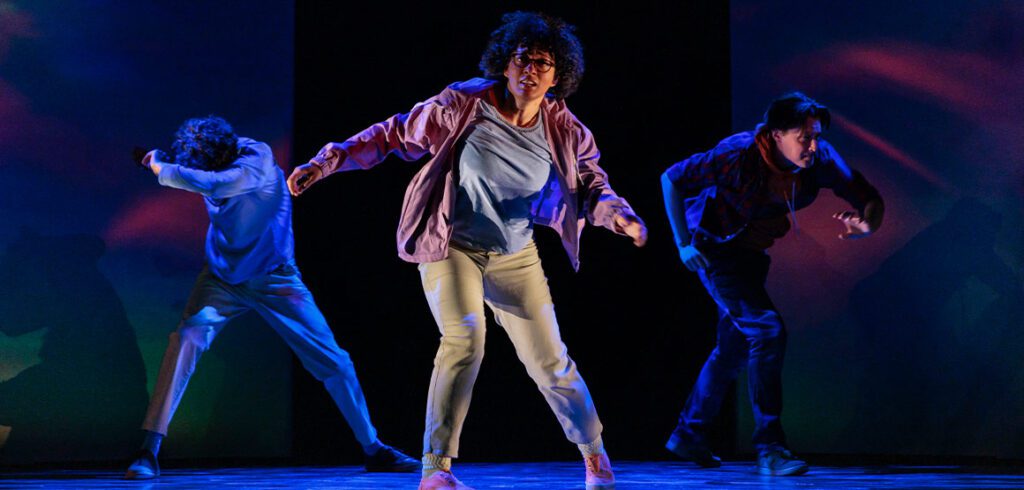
[664,131,881,250]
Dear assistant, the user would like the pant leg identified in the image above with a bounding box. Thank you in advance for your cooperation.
[673,305,749,445]
[142,267,249,435]
[248,261,377,447]
[483,241,602,445]
[418,246,488,458]
[701,250,787,451]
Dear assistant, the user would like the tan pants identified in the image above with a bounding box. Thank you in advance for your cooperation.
[418,241,602,457]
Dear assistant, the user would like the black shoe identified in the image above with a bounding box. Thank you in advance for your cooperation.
[365,444,420,473]
[665,433,721,468]
[124,449,160,480]
[757,447,808,476]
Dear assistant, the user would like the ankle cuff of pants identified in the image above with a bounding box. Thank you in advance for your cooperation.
[422,453,452,473]
[670,427,706,447]
[578,435,605,456]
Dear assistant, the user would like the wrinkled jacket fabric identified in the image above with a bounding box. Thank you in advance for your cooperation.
[310,78,636,271]
[664,130,880,247]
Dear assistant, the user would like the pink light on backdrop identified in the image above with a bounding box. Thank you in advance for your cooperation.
[0,80,96,167]
[764,34,1024,331]
[0,2,35,60]
[0,5,126,189]
[831,113,955,193]
[103,137,291,255]
[823,45,1020,124]
[824,43,1024,195]
[104,189,206,255]
[776,39,1024,199]
[271,136,292,172]
[0,2,39,160]
[0,77,31,147]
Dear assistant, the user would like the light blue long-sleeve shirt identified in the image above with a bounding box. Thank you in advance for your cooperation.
[157,137,294,284]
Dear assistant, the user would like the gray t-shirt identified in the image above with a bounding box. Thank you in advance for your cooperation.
[451,101,554,254]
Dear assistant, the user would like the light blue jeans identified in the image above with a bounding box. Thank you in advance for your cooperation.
[141,261,377,446]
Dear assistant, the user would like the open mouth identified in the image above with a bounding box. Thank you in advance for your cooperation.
[519,78,538,88]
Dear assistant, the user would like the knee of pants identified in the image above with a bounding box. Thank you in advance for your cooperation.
[317,347,356,381]
[747,323,786,353]
[437,322,486,366]
[734,310,785,340]
[521,342,572,379]
[708,346,747,374]
[175,325,216,352]
[177,309,223,352]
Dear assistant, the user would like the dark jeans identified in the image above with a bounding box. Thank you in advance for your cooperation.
[673,247,787,452]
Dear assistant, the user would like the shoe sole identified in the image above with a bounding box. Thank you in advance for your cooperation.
[664,441,722,468]
[757,465,809,476]
[365,464,422,473]
[124,470,158,480]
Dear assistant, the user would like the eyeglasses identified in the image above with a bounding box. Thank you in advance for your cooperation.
[511,53,555,73]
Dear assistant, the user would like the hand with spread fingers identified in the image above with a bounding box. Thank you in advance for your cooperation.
[287,163,324,196]
[833,210,873,240]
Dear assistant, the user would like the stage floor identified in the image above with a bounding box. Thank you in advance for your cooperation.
[2,461,1022,489]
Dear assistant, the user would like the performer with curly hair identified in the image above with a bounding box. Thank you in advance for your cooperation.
[124,116,419,480]
[289,12,646,490]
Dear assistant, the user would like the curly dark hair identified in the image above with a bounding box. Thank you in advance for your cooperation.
[478,11,584,99]
[171,115,239,171]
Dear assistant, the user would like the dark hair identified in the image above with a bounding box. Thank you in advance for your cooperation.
[478,11,584,99]
[171,116,239,171]
[762,92,831,132]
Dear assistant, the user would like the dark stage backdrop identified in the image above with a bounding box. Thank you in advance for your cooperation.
[292,1,731,462]
[731,1,1024,458]
[3,0,1016,468]
[0,1,294,464]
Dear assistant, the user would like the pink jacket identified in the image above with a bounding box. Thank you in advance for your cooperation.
[310,78,637,271]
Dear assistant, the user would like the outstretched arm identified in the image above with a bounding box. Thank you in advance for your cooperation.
[820,141,884,240]
[575,123,647,247]
[144,147,266,199]
[288,90,454,196]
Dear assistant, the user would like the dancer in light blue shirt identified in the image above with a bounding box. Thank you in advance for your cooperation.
[125,116,418,480]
